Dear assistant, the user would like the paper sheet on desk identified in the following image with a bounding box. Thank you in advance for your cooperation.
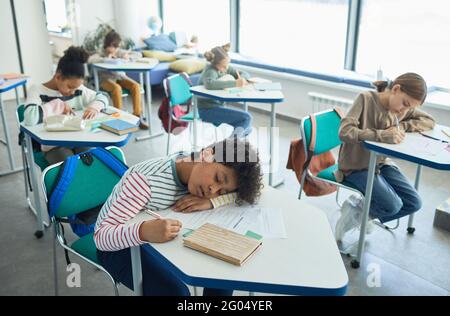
[158,205,287,240]
[396,134,448,156]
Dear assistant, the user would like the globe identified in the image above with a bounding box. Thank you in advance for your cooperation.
[147,16,162,34]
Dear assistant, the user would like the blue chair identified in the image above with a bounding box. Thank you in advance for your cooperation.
[163,72,201,155]
[41,147,126,295]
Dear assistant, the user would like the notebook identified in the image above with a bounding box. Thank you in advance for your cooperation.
[100,119,139,135]
[254,82,282,91]
[183,223,262,266]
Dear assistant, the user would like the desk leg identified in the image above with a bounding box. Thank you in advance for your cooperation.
[193,95,199,152]
[407,165,422,234]
[269,103,284,187]
[25,134,45,238]
[130,246,143,296]
[94,68,100,92]
[352,151,377,269]
[135,71,164,142]
[244,102,248,113]
[0,93,23,176]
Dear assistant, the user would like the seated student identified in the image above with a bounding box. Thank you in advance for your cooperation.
[24,46,108,165]
[88,30,148,130]
[335,73,435,240]
[198,43,253,137]
[95,137,263,296]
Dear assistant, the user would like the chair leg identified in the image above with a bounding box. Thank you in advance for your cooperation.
[335,187,343,208]
[53,222,59,296]
[166,115,173,155]
[374,219,400,231]
[214,127,219,142]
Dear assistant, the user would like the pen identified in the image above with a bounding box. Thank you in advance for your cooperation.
[420,132,449,144]
[233,216,244,229]
[442,130,450,139]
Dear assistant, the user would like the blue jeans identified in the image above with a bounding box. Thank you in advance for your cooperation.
[198,106,253,137]
[98,248,233,296]
[345,165,422,224]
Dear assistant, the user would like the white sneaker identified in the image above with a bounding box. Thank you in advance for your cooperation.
[335,199,360,241]
[335,196,375,241]
[348,195,376,235]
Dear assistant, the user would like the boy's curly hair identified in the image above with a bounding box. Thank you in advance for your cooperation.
[209,137,263,205]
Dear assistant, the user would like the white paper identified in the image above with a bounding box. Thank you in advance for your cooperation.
[394,134,448,156]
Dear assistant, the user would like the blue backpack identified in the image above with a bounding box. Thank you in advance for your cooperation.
[48,148,128,238]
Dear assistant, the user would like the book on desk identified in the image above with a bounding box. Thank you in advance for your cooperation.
[100,119,139,135]
[183,223,262,266]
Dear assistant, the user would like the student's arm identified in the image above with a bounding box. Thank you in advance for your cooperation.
[228,66,250,80]
[203,68,236,90]
[339,94,405,144]
[116,49,142,59]
[23,86,68,126]
[400,108,436,132]
[173,192,238,212]
[88,53,106,64]
[94,173,151,252]
[80,85,108,112]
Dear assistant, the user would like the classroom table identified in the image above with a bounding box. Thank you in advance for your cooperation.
[189,85,285,187]
[129,186,349,296]
[20,109,139,238]
[352,126,450,269]
[92,62,164,142]
[0,78,27,176]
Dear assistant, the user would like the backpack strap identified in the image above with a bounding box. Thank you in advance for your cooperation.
[301,114,318,175]
[334,106,345,119]
[48,155,78,218]
[90,147,128,177]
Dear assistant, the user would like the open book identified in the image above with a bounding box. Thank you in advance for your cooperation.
[183,223,262,266]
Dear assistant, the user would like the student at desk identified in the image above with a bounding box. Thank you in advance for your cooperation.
[88,30,148,130]
[198,43,253,137]
[24,46,108,165]
[94,138,263,296]
[335,73,436,240]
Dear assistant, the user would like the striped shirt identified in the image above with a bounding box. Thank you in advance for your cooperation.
[94,155,237,252]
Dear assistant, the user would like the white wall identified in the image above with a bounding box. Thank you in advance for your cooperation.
[73,0,115,45]
[0,0,21,99]
[113,0,159,47]
[236,65,450,127]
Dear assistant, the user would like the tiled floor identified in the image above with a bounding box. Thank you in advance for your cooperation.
[0,90,449,296]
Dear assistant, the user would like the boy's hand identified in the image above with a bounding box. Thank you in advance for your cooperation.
[236,78,248,88]
[62,103,75,116]
[173,195,213,213]
[380,127,405,144]
[139,219,182,243]
[82,107,99,120]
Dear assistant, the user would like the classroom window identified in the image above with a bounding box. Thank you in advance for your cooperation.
[44,0,70,34]
[163,0,230,52]
[356,0,450,89]
[239,0,349,72]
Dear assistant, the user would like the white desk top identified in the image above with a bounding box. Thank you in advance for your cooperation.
[131,186,348,295]
[0,78,27,93]
[92,62,157,72]
[190,85,285,104]
[20,109,140,148]
[365,125,450,171]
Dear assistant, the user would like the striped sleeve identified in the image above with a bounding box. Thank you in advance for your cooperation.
[210,192,238,209]
[94,172,151,252]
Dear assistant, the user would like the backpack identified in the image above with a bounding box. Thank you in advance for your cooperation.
[286,108,344,196]
[48,147,128,238]
[158,96,189,135]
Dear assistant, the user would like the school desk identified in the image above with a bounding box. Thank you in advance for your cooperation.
[189,85,285,187]
[129,186,348,296]
[20,109,139,238]
[0,78,27,176]
[92,62,164,142]
[352,126,450,269]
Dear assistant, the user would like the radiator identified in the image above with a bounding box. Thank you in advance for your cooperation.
[308,92,354,113]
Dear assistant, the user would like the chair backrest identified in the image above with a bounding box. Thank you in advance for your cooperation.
[17,104,25,124]
[300,108,343,156]
[41,147,126,219]
[164,72,193,106]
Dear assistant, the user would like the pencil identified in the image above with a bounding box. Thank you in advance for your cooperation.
[394,116,400,131]
[145,209,162,219]
[442,129,450,139]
